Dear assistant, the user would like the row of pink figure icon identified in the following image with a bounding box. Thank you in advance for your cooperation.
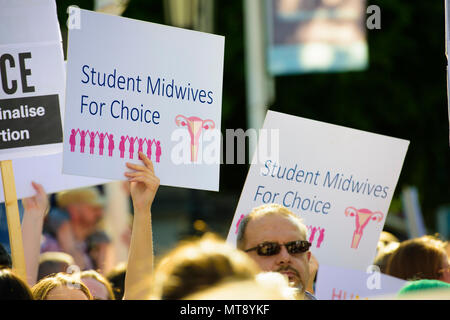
[69,128,162,162]
[307,225,325,249]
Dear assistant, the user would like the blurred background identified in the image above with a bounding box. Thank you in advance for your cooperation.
[51,0,449,262]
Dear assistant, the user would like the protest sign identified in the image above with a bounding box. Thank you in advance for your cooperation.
[315,264,407,300]
[63,9,224,191]
[0,0,65,161]
[0,151,111,203]
[0,0,65,281]
[227,111,409,270]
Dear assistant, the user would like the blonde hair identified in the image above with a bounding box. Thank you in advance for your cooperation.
[80,270,115,300]
[38,252,75,281]
[237,203,308,250]
[31,273,93,300]
[149,233,261,300]
[184,272,300,300]
[56,187,104,209]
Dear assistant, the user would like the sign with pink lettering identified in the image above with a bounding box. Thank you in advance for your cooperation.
[315,264,407,300]
[226,111,409,270]
[62,9,224,191]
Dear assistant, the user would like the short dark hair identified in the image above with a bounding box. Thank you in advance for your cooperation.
[0,244,12,269]
[0,268,34,300]
[106,263,127,300]
[385,235,448,281]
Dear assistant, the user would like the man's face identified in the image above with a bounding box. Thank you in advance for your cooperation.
[243,215,310,291]
[76,203,103,229]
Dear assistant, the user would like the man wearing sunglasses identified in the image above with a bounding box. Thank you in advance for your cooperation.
[237,203,317,300]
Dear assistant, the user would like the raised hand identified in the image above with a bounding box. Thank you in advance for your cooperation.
[123,152,158,299]
[124,152,160,211]
[22,181,49,218]
[22,182,49,286]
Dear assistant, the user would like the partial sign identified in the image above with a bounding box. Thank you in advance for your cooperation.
[227,111,409,270]
[315,264,407,300]
[63,9,224,191]
[0,151,111,203]
[0,0,65,160]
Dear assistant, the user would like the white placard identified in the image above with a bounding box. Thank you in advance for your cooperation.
[315,264,407,300]
[0,0,65,161]
[0,151,112,203]
[63,9,224,191]
[227,111,409,271]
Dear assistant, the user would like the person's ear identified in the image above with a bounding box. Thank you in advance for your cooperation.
[307,251,311,261]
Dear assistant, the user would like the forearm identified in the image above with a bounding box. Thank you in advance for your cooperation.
[123,205,153,300]
[21,211,44,287]
[57,222,86,270]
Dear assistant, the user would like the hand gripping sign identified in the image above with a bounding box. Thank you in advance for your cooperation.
[175,115,215,162]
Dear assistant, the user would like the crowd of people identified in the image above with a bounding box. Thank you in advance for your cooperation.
[0,151,449,300]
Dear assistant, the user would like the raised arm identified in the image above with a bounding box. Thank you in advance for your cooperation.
[21,182,49,287]
[123,152,159,300]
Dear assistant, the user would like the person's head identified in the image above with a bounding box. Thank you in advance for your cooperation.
[237,204,311,292]
[373,241,400,274]
[385,235,450,283]
[377,231,399,252]
[149,233,261,300]
[80,270,115,300]
[32,273,93,300]
[56,187,105,232]
[0,268,34,300]
[397,279,450,299]
[38,251,75,281]
[106,262,126,300]
[0,243,12,269]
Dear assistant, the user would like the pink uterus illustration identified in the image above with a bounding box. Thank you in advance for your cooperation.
[345,207,384,249]
[175,115,215,162]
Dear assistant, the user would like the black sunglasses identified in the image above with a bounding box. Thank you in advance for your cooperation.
[245,240,311,256]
